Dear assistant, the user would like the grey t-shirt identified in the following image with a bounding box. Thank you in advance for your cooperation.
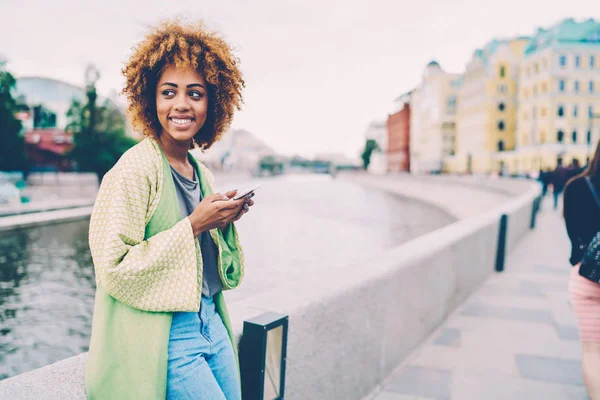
[170,165,223,298]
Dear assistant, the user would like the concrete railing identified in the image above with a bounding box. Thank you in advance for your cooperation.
[226,181,540,399]
[0,178,541,400]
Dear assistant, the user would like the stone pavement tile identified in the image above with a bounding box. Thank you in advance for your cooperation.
[432,328,461,348]
[451,369,576,400]
[533,265,572,276]
[552,306,579,327]
[553,324,580,341]
[372,392,436,400]
[384,366,452,400]
[548,303,575,321]
[473,291,563,310]
[454,317,581,360]
[460,302,555,323]
[563,385,590,400]
[516,354,584,386]
[477,284,546,298]
[406,345,462,371]
[408,341,519,377]
[505,272,568,287]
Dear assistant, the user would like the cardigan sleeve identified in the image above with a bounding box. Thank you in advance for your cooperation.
[89,160,200,313]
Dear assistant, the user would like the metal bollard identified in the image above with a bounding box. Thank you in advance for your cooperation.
[530,196,540,229]
[495,214,508,272]
[240,312,288,400]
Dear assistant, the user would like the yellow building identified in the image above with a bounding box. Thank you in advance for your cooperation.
[446,37,529,174]
[410,61,459,173]
[511,18,600,174]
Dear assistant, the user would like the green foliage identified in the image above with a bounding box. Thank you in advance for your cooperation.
[361,139,380,170]
[33,104,57,128]
[0,60,27,172]
[67,81,136,181]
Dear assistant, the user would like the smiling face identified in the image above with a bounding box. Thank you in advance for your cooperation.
[155,65,208,144]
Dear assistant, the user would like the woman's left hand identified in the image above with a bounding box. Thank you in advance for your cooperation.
[218,191,254,234]
[233,194,254,222]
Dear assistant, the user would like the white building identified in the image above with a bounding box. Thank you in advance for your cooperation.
[14,76,136,137]
[193,129,276,172]
[409,61,459,173]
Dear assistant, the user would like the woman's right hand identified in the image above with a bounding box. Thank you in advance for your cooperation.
[189,192,245,236]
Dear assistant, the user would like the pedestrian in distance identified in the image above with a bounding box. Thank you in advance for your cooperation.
[552,158,570,210]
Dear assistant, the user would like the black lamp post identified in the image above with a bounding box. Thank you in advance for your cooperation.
[84,65,100,137]
[240,312,288,400]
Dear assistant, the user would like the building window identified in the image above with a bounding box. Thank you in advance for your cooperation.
[560,55,567,67]
[498,121,505,131]
[558,105,564,117]
[588,130,593,144]
[533,85,538,96]
[542,82,548,93]
[534,63,539,74]
[499,65,506,78]
[574,105,579,117]
[557,130,565,143]
[576,55,581,68]
[541,132,547,143]
[541,108,547,117]
[572,130,578,143]
[590,105,595,118]
[446,95,456,114]
[591,56,596,68]
[532,107,537,118]
[498,140,505,152]
[498,102,505,111]
[559,80,566,92]
[575,80,580,92]
[591,81,595,93]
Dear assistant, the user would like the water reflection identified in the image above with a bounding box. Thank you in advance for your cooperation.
[0,175,455,380]
[0,221,95,380]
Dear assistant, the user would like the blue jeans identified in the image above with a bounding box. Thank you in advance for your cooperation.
[167,295,241,400]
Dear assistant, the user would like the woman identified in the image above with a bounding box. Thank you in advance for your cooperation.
[564,141,600,399]
[85,20,250,400]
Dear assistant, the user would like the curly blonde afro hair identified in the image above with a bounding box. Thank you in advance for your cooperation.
[122,19,244,150]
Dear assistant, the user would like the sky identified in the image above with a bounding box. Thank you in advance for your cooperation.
[0,0,597,159]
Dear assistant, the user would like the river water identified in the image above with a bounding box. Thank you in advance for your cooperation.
[0,174,455,380]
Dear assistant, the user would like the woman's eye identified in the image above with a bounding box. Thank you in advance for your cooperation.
[189,91,204,99]
[162,89,175,96]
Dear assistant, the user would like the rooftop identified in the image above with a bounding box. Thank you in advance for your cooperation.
[524,18,600,55]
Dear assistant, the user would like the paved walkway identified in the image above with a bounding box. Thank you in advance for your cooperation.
[365,196,588,400]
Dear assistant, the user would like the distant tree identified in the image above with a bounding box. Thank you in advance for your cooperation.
[32,104,57,129]
[0,60,27,172]
[67,69,136,181]
[361,139,380,170]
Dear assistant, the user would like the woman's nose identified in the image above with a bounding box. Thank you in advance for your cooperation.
[174,95,191,112]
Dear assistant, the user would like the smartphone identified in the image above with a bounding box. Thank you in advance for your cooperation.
[233,185,261,201]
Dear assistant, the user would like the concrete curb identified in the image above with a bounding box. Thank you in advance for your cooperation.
[0,207,93,233]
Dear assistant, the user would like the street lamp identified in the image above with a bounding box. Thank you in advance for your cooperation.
[240,312,289,400]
